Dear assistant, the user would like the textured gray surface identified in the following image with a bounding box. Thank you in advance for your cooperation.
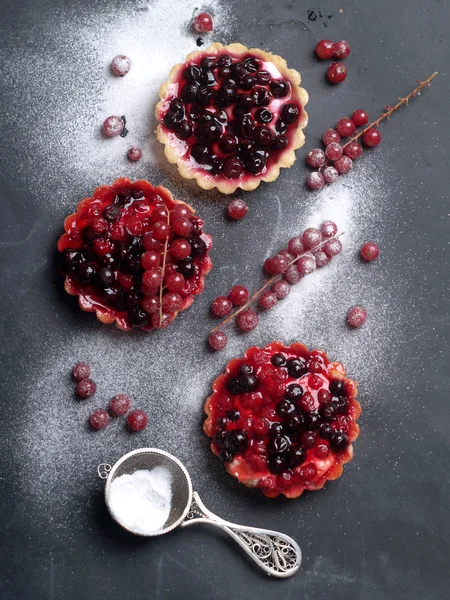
[0,0,449,598]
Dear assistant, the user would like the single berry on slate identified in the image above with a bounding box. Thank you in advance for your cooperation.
[360,241,380,262]
[272,279,290,299]
[127,147,142,161]
[321,221,338,238]
[334,155,353,174]
[127,409,148,431]
[72,362,91,381]
[90,409,110,430]
[322,166,339,183]
[307,172,325,190]
[103,116,124,137]
[259,290,278,310]
[306,148,326,168]
[323,238,342,257]
[228,285,249,306]
[302,227,322,249]
[351,109,369,126]
[363,128,382,147]
[111,55,131,76]
[194,12,213,33]
[325,142,343,160]
[211,296,233,317]
[297,254,316,275]
[347,306,367,328]
[236,309,258,331]
[209,331,228,350]
[327,62,347,84]
[227,198,248,220]
[336,117,356,138]
[109,394,132,416]
[76,379,96,399]
[323,128,341,145]
[333,40,351,59]
[315,39,335,59]
[344,141,362,159]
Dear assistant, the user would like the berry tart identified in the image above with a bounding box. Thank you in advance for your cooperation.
[57,178,212,331]
[155,43,309,194]
[204,342,361,498]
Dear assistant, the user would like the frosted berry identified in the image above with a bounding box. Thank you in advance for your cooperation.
[327,62,347,84]
[265,254,288,274]
[325,142,343,161]
[111,55,131,76]
[208,331,228,350]
[272,280,290,299]
[336,118,356,138]
[306,148,326,168]
[236,310,258,331]
[321,221,338,238]
[102,116,124,137]
[127,147,142,161]
[363,128,382,147]
[227,198,248,220]
[297,255,316,275]
[315,39,334,59]
[287,236,304,256]
[334,156,353,174]
[127,409,148,431]
[323,238,342,256]
[307,171,325,190]
[344,141,362,159]
[322,166,339,183]
[76,379,96,399]
[90,409,109,430]
[211,296,233,317]
[228,285,249,306]
[347,306,367,328]
[360,242,380,262]
[302,227,322,249]
[109,394,131,416]
[323,129,341,145]
[333,40,351,59]
[194,12,213,33]
[72,362,91,381]
[259,290,278,310]
[313,249,331,267]
[351,109,369,126]
[284,264,302,284]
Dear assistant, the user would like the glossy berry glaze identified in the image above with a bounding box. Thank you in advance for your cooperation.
[57,178,212,331]
[156,43,308,194]
[204,342,361,498]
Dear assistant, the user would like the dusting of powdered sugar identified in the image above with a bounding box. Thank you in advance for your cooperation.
[0,0,235,205]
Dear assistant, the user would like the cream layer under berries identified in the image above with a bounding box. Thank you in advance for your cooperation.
[156,43,308,194]
[204,342,361,498]
[58,178,212,331]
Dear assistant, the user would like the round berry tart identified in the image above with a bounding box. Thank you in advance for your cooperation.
[57,178,212,331]
[204,342,361,498]
[155,43,309,194]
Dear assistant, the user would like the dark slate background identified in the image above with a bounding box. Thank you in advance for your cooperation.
[0,1,449,599]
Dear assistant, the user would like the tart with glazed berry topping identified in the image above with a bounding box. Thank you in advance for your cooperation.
[57,178,212,331]
[204,342,361,498]
[156,43,309,194]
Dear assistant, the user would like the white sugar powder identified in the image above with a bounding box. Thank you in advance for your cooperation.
[109,467,172,534]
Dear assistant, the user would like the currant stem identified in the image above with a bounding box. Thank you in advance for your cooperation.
[342,71,438,148]
[211,232,344,333]
[159,212,171,325]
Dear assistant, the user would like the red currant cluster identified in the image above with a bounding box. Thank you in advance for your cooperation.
[72,363,148,432]
[208,221,342,350]
[306,109,382,190]
[315,39,350,84]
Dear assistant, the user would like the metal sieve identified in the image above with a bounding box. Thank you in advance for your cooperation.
[98,448,301,578]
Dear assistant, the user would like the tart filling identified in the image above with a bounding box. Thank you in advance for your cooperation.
[204,342,361,498]
[57,178,212,331]
[156,43,308,194]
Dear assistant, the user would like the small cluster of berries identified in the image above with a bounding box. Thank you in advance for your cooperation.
[72,363,148,432]
[306,109,382,190]
[315,39,350,84]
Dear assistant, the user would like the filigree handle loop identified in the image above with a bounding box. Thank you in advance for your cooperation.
[182,492,301,578]
[97,463,112,480]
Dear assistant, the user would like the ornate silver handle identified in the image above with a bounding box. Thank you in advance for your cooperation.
[182,492,301,578]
